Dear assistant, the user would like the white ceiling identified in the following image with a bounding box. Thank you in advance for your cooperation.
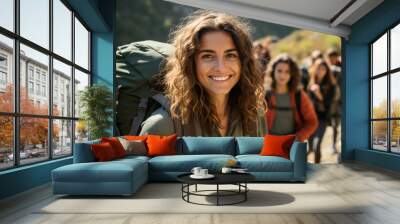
[164,0,384,38]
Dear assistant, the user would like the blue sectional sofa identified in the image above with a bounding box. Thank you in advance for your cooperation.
[52,137,307,196]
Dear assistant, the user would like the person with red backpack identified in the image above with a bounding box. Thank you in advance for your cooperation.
[265,54,318,142]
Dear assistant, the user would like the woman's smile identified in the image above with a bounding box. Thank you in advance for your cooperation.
[209,75,233,81]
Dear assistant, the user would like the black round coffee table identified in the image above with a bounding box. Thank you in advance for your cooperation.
[177,173,255,206]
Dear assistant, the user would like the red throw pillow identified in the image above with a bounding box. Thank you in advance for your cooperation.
[260,134,296,159]
[101,137,126,158]
[146,134,177,157]
[91,142,117,161]
[124,135,147,141]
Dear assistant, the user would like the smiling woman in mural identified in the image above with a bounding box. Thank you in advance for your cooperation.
[139,10,267,136]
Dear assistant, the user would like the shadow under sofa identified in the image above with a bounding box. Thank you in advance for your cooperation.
[52,137,307,196]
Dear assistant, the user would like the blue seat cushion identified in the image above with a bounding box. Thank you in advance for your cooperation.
[235,137,264,155]
[149,154,235,172]
[178,137,235,155]
[52,158,147,183]
[236,155,293,172]
[115,155,150,163]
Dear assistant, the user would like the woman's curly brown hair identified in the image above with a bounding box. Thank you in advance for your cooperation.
[163,10,265,135]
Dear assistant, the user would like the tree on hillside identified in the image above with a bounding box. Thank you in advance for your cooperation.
[270,30,341,62]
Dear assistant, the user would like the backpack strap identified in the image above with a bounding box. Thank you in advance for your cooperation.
[295,90,304,122]
[151,93,170,110]
[151,93,197,136]
[129,97,148,135]
[265,90,273,109]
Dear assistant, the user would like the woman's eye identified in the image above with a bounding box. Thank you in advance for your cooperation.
[201,54,213,59]
[226,53,238,59]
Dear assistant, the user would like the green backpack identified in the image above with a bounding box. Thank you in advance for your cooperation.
[115,40,174,135]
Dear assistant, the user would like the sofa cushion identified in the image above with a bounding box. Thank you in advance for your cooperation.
[52,158,148,183]
[148,154,235,172]
[235,137,264,155]
[91,142,118,161]
[118,138,147,156]
[147,134,177,157]
[236,155,293,172]
[178,137,235,155]
[101,137,127,158]
[260,134,296,159]
[114,155,150,164]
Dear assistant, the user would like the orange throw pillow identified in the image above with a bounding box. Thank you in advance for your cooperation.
[260,134,296,159]
[101,137,126,158]
[91,142,117,161]
[124,135,147,141]
[146,134,177,157]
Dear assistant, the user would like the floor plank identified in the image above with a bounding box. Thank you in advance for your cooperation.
[1,162,400,224]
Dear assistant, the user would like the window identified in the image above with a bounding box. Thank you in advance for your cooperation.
[0,54,7,67]
[75,17,89,70]
[53,119,72,158]
[36,83,40,95]
[0,71,6,85]
[28,81,34,94]
[20,0,49,49]
[41,73,46,83]
[371,23,400,154]
[28,67,34,80]
[53,59,72,117]
[0,0,14,32]
[74,69,89,119]
[53,0,72,60]
[35,70,41,81]
[0,35,13,113]
[0,54,7,86]
[42,85,46,97]
[0,0,91,170]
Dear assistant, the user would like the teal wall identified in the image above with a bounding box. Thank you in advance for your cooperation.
[0,158,72,199]
[91,0,116,135]
[343,0,400,171]
[0,0,116,200]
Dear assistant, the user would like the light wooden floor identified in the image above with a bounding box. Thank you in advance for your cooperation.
[0,162,399,224]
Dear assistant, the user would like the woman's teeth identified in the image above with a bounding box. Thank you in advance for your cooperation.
[210,76,230,81]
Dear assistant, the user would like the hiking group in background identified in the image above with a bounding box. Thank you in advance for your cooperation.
[257,41,342,163]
